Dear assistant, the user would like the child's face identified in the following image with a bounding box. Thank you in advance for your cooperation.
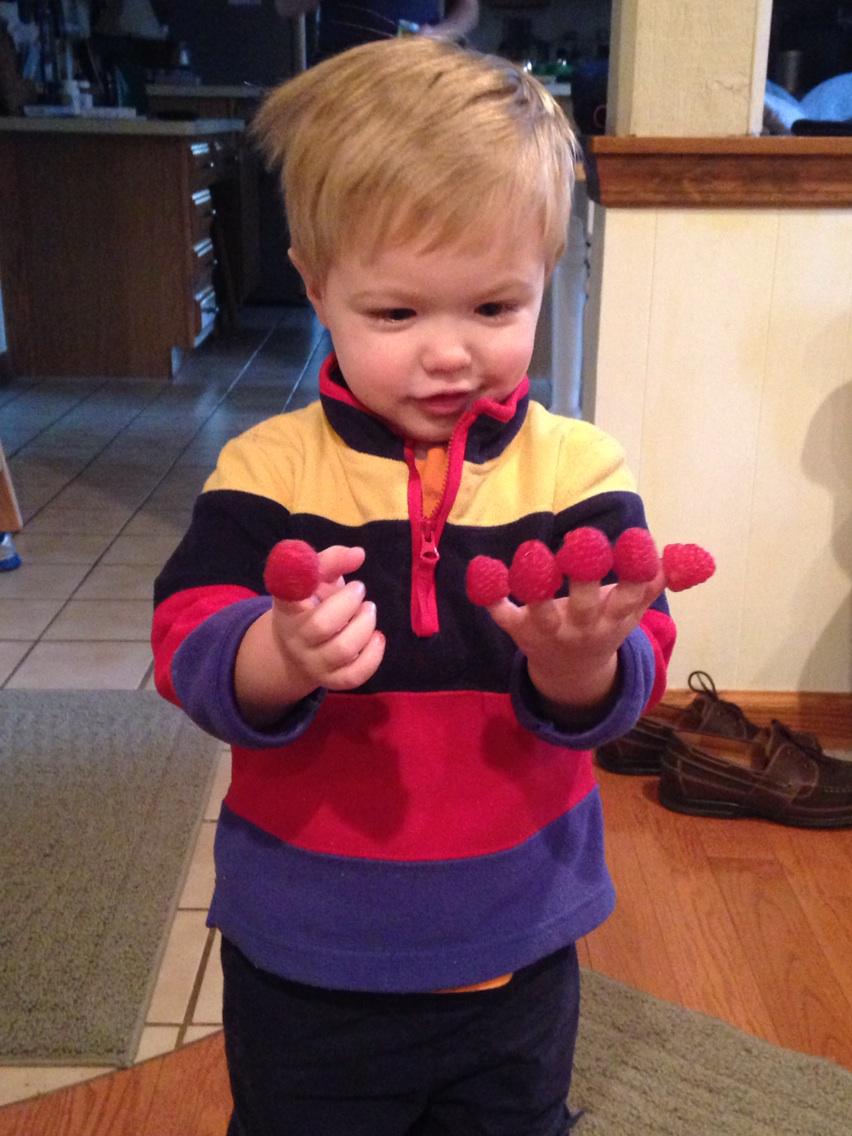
[301,220,547,444]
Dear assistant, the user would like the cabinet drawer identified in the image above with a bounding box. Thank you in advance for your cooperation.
[190,188,215,242]
[193,281,218,341]
[210,136,239,176]
[188,141,216,189]
[192,235,215,278]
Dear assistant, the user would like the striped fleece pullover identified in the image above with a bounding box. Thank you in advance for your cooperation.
[152,357,676,993]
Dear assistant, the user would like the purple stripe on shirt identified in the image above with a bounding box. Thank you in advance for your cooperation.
[172,596,325,747]
[207,793,615,993]
[510,625,656,749]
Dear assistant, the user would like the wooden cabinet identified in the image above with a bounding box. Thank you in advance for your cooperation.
[146,87,263,309]
[0,118,259,379]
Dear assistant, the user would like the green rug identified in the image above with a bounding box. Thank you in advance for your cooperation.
[574,968,852,1134]
[0,690,220,1067]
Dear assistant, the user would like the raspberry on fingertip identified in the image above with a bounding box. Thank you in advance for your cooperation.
[662,543,715,591]
[612,528,661,583]
[556,527,614,582]
[466,556,510,606]
[263,539,320,602]
[508,540,562,604]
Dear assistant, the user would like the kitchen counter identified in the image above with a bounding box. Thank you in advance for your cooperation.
[144,85,264,124]
[146,84,263,99]
[0,115,246,136]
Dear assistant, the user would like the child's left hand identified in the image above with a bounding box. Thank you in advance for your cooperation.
[468,529,713,714]
[486,573,664,712]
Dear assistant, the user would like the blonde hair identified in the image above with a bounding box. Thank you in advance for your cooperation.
[253,36,577,282]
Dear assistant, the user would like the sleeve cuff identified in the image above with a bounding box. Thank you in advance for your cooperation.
[172,596,325,748]
[510,626,657,750]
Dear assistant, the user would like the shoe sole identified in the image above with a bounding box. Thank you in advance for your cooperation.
[658,783,852,828]
[595,751,661,776]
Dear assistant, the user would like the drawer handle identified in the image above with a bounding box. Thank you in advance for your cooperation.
[190,142,211,158]
[195,285,217,310]
[191,189,212,207]
[193,238,214,258]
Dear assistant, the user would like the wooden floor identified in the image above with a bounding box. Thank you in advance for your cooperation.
[1,706,850,1136]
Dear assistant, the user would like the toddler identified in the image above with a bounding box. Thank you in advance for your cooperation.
[153,35,675,1136]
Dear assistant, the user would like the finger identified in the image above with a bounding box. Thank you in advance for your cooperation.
[566,579,602,624]
[525,598,561,634]
[605,569,665,622]
[299,581,370,647]
[481,597,525,637]
[314,599,378,671]
[317,545,366,585]
[605,580,645,621]
[269,545,367,613]
[326,629,387,691]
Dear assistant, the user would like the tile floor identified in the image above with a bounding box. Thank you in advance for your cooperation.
[0,305,554,1106]
[0,304,322,1106]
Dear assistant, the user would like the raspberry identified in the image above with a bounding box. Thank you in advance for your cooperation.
[556,527,614,582]
[662,543,716,592]
[508,540,562,604]
[466,556,510,606]
[263,539,320,602]
[612,528,660,583]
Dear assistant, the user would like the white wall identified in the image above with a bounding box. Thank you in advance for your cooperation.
[586,206,852,691]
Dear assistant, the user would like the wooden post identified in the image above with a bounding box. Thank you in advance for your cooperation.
[607,0,772,137]
[0,439,22,532]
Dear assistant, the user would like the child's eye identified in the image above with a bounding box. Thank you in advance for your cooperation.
[477,302,515,318]
[374,308,416,323]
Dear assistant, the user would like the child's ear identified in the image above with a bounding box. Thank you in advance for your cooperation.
[288,248,326,320]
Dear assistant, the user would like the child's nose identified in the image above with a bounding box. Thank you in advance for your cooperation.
[421,336,471,374]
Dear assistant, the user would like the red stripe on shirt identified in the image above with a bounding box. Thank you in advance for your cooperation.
[224,689,598,861]
[152,584,257,704]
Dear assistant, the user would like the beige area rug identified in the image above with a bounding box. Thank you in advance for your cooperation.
[574,968,852,1134]
[0,690,220,1067]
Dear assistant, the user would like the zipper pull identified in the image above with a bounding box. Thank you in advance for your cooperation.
[420,519,440,565]
[412,518,441,636]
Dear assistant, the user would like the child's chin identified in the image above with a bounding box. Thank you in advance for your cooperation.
[409,421,456,444]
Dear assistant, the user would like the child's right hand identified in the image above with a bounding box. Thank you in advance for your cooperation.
[268,544,385,694]
[235,544,385,726]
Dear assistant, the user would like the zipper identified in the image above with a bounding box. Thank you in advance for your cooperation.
[405,414,472,637]
[412,513,441,636]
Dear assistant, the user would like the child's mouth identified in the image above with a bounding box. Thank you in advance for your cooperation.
[418,393,470,417]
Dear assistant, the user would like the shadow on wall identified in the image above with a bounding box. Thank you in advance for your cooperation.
[799,380,852,690]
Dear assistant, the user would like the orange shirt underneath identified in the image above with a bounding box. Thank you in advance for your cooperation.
[415,443,448,519]
[437,973,514,993]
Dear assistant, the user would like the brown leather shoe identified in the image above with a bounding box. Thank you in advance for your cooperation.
[658,721,852,828]
[595,718,676,774]
[596,671,758,775]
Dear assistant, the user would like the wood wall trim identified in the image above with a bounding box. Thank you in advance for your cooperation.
[663,689,852,747]
[583,135,852,208]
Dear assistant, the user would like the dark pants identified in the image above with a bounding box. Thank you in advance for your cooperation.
[221,937,582,1136]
